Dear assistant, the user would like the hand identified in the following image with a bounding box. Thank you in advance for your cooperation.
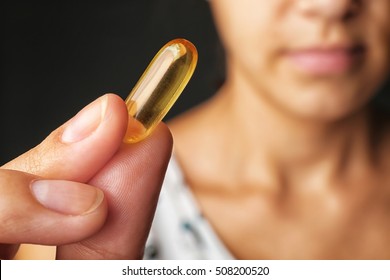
[0,94,173,259]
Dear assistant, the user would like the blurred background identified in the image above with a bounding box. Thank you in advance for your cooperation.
[1,0,389,165]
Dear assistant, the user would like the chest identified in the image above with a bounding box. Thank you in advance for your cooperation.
[195,187,390,259]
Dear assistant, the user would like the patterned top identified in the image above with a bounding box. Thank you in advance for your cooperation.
[144,156,234,259]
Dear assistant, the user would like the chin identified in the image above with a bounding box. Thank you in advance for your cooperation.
[280,85,373,122]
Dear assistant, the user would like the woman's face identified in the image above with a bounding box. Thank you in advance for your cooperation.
[210,0,390,120]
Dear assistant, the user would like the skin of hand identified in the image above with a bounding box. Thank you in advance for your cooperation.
[0,94,173,259]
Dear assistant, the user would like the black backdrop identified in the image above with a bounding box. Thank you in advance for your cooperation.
[1,0,221,164]
[1,0,389,165]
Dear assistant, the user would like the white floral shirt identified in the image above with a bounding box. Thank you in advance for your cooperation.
[144,156,234,259]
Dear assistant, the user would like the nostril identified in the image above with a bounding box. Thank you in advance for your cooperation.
[344,0,361,20]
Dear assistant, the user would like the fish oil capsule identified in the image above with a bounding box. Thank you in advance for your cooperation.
[123,38,198,143]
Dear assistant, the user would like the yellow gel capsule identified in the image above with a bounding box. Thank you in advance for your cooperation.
[123,38,198,143]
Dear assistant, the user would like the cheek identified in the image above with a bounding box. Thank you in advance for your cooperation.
[364,1,390,73]
[211,0,278,67]
[365,25,390,86]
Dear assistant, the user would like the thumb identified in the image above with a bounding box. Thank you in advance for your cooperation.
[0,169,107,259]
[57,123,173,259]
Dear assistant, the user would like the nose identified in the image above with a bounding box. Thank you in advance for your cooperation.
[297,0,360,20]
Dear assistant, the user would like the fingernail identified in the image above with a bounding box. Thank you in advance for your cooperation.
[30,180,104,215]
[61,95,108,143]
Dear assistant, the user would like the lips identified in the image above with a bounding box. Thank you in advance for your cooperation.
[285,45,364,75]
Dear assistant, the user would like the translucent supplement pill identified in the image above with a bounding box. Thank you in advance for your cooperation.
[123,38,198,143]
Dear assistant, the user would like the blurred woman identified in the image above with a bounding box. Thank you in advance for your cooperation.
[146,0,390,259]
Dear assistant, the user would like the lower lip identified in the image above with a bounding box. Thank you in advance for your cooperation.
[286,49,362,75]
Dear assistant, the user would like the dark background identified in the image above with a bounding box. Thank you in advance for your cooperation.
[1,0,221,164]
[1,0,389,165]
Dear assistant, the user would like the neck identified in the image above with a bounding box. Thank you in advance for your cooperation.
[211,75,375,190]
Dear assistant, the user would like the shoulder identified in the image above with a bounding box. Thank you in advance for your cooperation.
[145,156,234,260]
